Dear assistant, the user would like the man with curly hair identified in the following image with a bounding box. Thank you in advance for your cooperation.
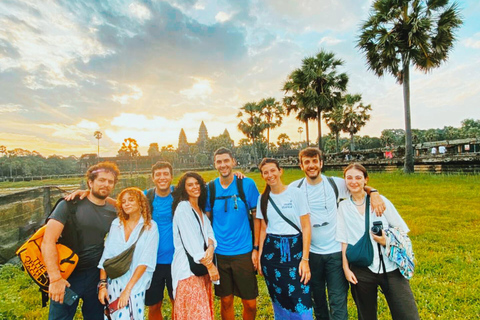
[42,162,120,320]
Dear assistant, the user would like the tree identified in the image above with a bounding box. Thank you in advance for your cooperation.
[461,119,480,138]
[258,97,284,152]
[358,0,462,172]
[117,138,140,157]
[284,50,348,150]
[342,94,372,151]
[323,103,345,152]
[93,131,102,160]
[237,102,267,161]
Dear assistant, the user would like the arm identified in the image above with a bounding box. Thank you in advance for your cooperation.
[341,242,357,284]
[364,186,385,216]
[251,208,260,270]
[257,219,267,276]
[41,219,70,303]
[64,189,115,206]
[298,214,311,285]
[117,265,147,309]
[97,269,108,305]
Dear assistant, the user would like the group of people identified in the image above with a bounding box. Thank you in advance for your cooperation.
[41,146,419,320]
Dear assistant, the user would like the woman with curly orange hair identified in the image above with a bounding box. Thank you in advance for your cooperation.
[98,187,159,320]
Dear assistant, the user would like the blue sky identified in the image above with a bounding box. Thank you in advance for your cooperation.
[0,0,479,156]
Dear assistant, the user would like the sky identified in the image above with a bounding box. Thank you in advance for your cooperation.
[0,0,479,157]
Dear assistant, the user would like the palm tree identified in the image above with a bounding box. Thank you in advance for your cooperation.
[93,131,102,161]
[284,50,348,150]
[341,94,372,151]
[357,0,462,173]
[258,97,284,153]
[323,103,345,152]
[237,102,266,161]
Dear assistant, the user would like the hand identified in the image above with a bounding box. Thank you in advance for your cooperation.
[251,250,258,271]
[98,286,109,305]
[48,278,69,303]
[298,259,311,285]
[257,256,263,276]
[371,230,386,246]
[344,267,358,284]
[118,288,131,309]
[207,264,220,282]
[64,189,89,201]
[370,192,386,216]
[233,171,245,179]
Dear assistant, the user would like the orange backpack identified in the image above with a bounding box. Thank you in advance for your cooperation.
[16,199,79,306]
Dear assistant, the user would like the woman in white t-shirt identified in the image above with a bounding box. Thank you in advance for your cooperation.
[336,163,419,320]
[256,158,313,319]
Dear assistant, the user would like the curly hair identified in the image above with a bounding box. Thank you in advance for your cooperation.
[172,171,207,214]
[86,161,120,186]
[116,187,152,229]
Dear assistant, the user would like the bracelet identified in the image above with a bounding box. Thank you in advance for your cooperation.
[302,257,309,262]
[49,276,63,284]
[253,245,259,251]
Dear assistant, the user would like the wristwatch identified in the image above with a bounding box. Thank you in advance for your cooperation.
[253,246,259,251]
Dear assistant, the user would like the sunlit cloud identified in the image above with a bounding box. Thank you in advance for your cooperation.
[112,85,143,105]
[464,32,480,49]
[39,120,100,142]
[0,103,26,113]
[215,12,232,23]
[180,78,213,100]
[129,2,152,21]
[319,36,343,46]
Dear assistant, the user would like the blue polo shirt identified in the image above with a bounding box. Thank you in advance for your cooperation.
[144,188,174,264]
[205,176,260,256]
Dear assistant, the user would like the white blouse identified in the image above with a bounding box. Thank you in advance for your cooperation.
[171,201,217,298]
[98,216,159,294]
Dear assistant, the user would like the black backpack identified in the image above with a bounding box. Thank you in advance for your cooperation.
[297,176,344,207]
[207,178,254,242]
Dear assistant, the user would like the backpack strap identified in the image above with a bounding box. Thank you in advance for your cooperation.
[146,188,155,212]
[268,197,302,234]
[236,177,248,210]
[326,176,339,202]
[208,181,216,220]
[297,178,305,188]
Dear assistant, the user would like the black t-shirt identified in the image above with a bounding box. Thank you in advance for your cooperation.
[49,198,116,270]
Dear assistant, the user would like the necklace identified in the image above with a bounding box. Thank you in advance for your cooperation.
[350,195,366,206]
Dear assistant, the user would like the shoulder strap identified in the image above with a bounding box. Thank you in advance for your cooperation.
[191,209,207,248]
[364,195,371,235]
[236,177,247,209]
[297,178,305,188]
[146,188,155,212]
[208,181,216,213]
[268,197,302,234]
[326,176,339,202]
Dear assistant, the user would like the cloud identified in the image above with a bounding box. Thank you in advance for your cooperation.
[319,36,343,46]
[129,2,152,21]
[112,85,143,105]
[0,103,26,113]
[180,78,213,100]
[39,120,100,142]
[464,32,480,49]
[215,11,232,23]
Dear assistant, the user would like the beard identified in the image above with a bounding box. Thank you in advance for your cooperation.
[91,189,109,200]
[305,169,320,180]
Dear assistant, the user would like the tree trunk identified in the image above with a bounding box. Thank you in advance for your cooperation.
[305,120,310,147]
[267,128,270,154]
[317,107,323,150]
[350,132,355,151]
[403,63,414,173]
[335,132,340,153]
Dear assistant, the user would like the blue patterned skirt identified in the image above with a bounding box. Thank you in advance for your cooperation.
[261,233,313,319]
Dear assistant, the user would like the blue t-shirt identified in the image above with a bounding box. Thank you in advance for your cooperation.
[144,188,174,264]
[205,176,260,255]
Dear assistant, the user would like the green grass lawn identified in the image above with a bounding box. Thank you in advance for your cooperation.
[1,170,479,319]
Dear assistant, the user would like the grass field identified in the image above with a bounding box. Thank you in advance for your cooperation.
[0,169,479,319]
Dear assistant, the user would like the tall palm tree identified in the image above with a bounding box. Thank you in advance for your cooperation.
[323,103,345,152]
[258,97,284,152]
[237,102,266,161]
[93,131,102,161]
[284,50,348,150]
[357,0,462,173]
[341,94,372,151]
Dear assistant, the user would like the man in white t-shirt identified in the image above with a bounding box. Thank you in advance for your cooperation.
[290,147,385,320]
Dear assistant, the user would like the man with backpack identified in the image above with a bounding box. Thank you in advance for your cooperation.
[206,147,260,320]
[290,147,385,320]
[42,162,119,320]
[144,161,175,320]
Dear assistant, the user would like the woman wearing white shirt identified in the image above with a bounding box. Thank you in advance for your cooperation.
[336,163,419,320]
[171,172,219,320]
[98,187,159,320]
[256,158,313,319]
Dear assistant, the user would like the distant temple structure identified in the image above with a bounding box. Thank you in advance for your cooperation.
[178,121,231,154]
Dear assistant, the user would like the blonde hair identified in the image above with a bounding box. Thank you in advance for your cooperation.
[116,187,152,229]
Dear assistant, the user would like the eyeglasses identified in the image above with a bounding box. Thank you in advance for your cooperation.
[313,222,329,228]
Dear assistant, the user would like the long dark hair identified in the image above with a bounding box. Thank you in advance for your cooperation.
[258,158,282,224]
[172,171,207,215]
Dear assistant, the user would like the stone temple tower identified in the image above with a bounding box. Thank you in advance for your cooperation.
[196,121,209,150]
[178,128,189,153]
